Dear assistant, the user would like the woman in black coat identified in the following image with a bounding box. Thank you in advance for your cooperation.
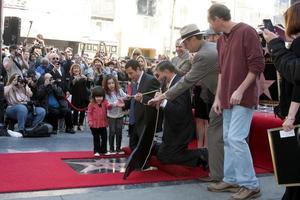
[69,64,90,131]
[264,2,300,200]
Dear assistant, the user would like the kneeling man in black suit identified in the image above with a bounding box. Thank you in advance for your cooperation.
[153,61,208,167]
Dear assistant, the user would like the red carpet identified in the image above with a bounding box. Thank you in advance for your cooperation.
[0,150,271,193]
[0,112,279,193]
[0,151,209,193]
[249,112,283,171]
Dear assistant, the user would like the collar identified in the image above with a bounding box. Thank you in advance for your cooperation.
[137,71,144,86]
[168,74,176,89]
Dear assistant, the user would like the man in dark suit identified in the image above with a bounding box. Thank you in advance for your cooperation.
[47,53,74,134]
[154,61,207,167]
[125,59,160,150]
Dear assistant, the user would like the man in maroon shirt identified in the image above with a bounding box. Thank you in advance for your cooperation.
[206,4,265,200]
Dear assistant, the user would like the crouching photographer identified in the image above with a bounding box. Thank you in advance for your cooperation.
[4,73,46,136]
[37,73,75,134]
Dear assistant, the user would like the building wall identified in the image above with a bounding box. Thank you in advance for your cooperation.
[2,0,289,58]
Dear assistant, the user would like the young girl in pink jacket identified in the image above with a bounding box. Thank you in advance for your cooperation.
[87,86,111,157]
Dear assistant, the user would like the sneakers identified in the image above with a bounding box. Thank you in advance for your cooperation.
[230,187,261,200]
[78,125,84,131]
[94,152,100,157]
[74,125,84,131]
[7,130,23,138]
[207,181,240,193]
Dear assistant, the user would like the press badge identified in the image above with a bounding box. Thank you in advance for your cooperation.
[279,129,296,138]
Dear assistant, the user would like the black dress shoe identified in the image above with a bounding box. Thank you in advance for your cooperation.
[198,148,209,170]
[19,129,29,137]
[65,128,75,134]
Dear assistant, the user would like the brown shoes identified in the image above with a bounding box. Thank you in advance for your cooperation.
[198,176,219,183]
[207,181,240,193]
[230,187,261,200]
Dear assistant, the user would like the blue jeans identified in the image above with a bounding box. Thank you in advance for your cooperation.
[6,104,46,131]
[222,105,259,189]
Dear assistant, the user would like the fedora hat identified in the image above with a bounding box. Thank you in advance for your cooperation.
[180,24,203,43]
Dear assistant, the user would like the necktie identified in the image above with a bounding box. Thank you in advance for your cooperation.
[129,83,137,125]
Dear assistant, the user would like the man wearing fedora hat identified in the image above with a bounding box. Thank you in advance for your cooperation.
[207,4,264,200]
[149,23,224,182]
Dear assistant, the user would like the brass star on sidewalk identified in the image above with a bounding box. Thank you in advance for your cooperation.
[65,158,127,174]
[259,74,275,100]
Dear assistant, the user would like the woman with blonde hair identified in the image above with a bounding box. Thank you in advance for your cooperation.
[69,64,90,131]
[136,55,153,75]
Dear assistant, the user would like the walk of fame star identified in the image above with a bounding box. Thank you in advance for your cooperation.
[64,158,127,174]
[259,74,275,100]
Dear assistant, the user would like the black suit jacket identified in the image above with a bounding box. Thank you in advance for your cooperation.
[134,72,160,136]
[49,65,69,93]
[162,74,194,146]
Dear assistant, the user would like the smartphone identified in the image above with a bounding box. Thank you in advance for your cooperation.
[263,19,275,33]
[274,25,286,40]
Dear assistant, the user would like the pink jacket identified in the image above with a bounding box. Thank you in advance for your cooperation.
[87,100,111,128]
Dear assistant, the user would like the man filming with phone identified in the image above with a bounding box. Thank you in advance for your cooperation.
[3,45,29,80]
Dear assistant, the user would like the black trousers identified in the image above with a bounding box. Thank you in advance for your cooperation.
[282,187,300,200]
[128,124,138,150]
[90,127,107,154]
[157,143,203,167]
[72,110,85,126]
[45,107,73,131]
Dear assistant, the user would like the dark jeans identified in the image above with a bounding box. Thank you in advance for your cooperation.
[108,117,123,151]
[72,110,85,126]
[45,107,73,131]
[90,127,107,154]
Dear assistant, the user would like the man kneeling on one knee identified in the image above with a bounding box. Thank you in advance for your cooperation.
[150,61,208,167]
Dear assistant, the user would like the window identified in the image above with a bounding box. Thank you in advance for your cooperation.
[137,0,156,16]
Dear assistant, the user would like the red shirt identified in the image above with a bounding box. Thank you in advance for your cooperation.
[87,100,111,128]
[217,23,265,109]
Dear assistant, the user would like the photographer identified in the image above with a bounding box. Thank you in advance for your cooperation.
[26,69,39,102]
[3,45,29,80]
[4,73,46,136]
[37,73,75,134]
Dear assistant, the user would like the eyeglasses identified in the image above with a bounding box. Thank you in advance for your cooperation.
[52,57,59,60]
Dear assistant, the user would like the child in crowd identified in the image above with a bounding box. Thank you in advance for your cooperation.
[102,75,127,153]
[87,86,111,156]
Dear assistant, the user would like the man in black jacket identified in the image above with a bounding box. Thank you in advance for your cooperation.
[154,61,208,167]
[37,73,74,134]
[125,59,160,150]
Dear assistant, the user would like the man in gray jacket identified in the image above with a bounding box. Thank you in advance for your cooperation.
[149,24,224,182]
[171,38,191,76]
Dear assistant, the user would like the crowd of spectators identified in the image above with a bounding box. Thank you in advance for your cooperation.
[0,34,174,137]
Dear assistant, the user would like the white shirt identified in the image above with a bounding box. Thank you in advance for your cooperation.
[136,71,144,90]
[161,74,176,108]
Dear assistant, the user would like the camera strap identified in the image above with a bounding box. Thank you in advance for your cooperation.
[12,57,23,72]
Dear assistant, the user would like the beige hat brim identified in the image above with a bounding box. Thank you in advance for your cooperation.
[180,32,203,44]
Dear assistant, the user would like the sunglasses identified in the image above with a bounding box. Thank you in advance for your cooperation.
[52,57,59,60]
